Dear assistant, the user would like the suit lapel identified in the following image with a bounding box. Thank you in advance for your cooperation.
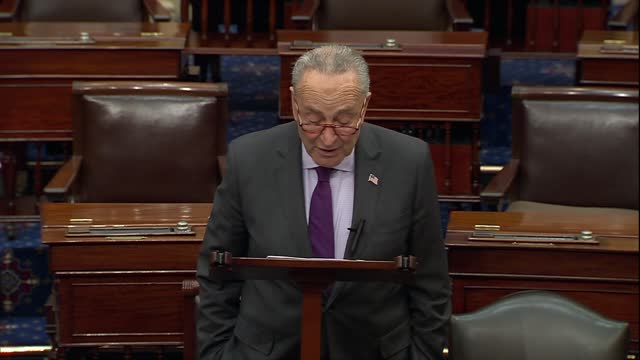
[328,124,382,305]
[274,123,312,258]
[350,125,382,258]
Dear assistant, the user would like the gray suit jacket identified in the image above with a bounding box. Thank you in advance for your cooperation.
[197,121,450,360]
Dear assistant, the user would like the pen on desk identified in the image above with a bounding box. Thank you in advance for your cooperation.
[348,219,366,254]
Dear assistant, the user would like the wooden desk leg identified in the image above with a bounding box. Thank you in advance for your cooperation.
[269,0,276,44]
[33,142,43,202]
[527,0,537,50]
[300,283,323,360]
[506,0,513,48]
[224,0,231,43]
[443,122,452,195]
[484,0,491,31]
[56,346,66,360]
[246,0,254,45]
[1,147,17,216]
[201,0,208,40]
[471,123,480,195]
[552,0,560,52]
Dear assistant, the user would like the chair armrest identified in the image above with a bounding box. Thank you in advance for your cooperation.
[182,280,200,360]
[480,159,519,206]
[0,0,19,21]
[143,0,172,22]
[43,155,82,198]
[291,0,319,26]
[607,0,638,29]
[446,0,473,31]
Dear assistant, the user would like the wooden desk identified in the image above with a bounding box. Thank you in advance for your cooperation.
[577,30,639,87]
[40,203,211,355]
[278,30,487,200]
[0,22,188,215]
[0,21,188,140]
[446,211,639,352]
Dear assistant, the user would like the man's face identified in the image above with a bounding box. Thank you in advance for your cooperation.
[291,70,370,168]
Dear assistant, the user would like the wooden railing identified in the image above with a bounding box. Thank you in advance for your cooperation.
[476,0,636,52]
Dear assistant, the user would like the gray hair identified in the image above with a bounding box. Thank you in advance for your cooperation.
[291,44,370,94]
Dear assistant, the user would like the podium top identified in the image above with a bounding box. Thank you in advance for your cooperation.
[209,253,417,284]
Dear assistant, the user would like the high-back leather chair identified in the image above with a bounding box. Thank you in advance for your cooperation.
[292,0,473,31]
[481,86,639,214]
[449,290,630,360]
[43,81,228,203]
[0,0,171,22]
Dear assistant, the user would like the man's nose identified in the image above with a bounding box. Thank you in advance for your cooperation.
[319,125,338,143]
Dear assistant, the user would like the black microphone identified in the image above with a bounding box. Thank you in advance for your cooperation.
[347,219,366,255]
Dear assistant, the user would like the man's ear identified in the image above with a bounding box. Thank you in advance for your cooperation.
[290,86,296,120]
[362,91,372,116]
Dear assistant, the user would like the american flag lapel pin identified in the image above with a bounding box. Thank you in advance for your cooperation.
[368,173,379,185]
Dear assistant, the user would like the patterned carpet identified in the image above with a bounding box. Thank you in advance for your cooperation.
[1,223,51,348]
[0,54,575,352]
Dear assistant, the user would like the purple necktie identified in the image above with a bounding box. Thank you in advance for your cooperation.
[308,167,334,258]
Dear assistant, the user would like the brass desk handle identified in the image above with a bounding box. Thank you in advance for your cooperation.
[65,221,195,237]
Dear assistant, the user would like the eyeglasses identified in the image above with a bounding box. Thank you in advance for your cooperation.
[294,99,365,136]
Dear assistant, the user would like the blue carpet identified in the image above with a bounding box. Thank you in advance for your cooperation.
[480,86,513,165]
[1,223,51,347]
[227,110,280,142]
[220,55,280,112]
[0,316,49,347]
[501,58,575,86]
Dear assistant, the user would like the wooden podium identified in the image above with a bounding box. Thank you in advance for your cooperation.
[209,252,416,360]
[445,211,639,353]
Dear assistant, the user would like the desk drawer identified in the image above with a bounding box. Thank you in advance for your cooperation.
[50,242,200,271]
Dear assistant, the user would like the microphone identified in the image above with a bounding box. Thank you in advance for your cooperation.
[347,219,366,255]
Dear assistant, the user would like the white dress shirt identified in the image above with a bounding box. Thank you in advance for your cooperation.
[301,145,355,259]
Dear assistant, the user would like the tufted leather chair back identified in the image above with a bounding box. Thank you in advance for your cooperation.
[72,81,228,203]
[450,290,629,360]
[512,86,639,210]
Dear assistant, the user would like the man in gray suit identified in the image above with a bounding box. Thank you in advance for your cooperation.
[197,44,450,360]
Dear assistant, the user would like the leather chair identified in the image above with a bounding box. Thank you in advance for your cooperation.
[449,290,629,360]
[291,0,473,31]
[481,86,639,214]
[43,81,228,203]
[0,0,171,22]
